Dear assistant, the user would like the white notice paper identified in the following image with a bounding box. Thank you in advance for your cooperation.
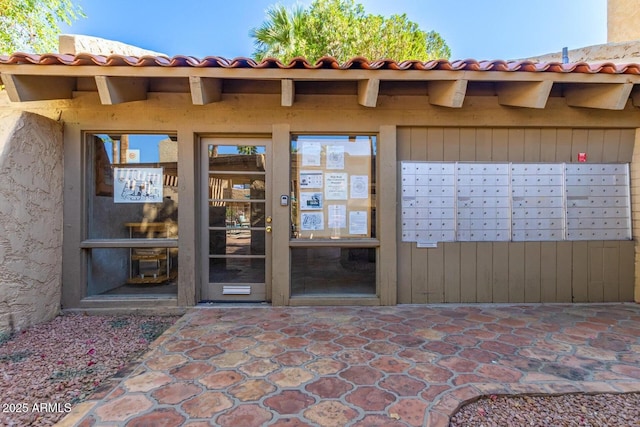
[326,145,345,169]
[114,167,163,204]
[325,173,348,200]
[300,192,323,210]
[300,170,323,188]
[349,211,368,235]
[350,175,368,199]
[301,142,321,166]
[301,212,324,231]
[328,204,347,228]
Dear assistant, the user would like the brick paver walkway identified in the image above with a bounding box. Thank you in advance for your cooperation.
[58,304,640,427]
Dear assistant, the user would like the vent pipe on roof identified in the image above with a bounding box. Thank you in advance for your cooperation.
[562,47,569,64]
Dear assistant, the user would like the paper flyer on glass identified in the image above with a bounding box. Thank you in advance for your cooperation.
[301,212,324,230]
[325,173,348,200]
[114,167,163,203]
[300,170,323,189]
[349,211,368,235]
[300,192,323,210]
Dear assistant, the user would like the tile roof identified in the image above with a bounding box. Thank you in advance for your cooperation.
[2,53,640,75]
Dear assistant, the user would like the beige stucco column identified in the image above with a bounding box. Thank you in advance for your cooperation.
[0,111,63,331]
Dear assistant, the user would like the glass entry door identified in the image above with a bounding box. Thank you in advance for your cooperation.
[201,139,270,301]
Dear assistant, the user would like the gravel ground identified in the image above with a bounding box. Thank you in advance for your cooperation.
[450,393,640,427]
[0,313,179,426]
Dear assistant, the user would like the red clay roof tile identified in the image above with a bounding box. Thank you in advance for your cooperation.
[1,53,640,75]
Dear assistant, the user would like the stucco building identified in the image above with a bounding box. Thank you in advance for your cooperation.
[2,1,640,331]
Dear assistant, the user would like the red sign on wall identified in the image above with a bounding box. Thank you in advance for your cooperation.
[578,152,587,162]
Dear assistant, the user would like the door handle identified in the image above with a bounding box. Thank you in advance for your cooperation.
[266,226,272,233]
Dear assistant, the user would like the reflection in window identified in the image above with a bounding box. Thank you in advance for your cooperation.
[87,134,178,297]
[206,144,267,290]
[291,247,376,295]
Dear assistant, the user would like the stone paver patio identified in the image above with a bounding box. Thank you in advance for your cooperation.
[57,304,640,427]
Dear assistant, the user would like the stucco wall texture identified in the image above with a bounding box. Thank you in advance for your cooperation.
[608,0,640,43]
[0,111,63,333]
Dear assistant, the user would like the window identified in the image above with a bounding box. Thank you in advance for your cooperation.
[290,135,377,296]
[291,135,376,239]
[86,134,178,297]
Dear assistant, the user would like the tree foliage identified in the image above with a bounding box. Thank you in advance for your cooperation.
[0,0,84,54]
[250,0,450,63]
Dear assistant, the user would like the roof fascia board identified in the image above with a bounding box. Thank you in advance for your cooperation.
[189,76,222,104]
[428,79,467,108]
[497,80,554,109]
[564,82,634,110]
[95,76,149,104]
[2,65,638,84]
[1,73,75,102]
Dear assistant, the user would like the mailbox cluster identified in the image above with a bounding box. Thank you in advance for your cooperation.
[401,161,631,244]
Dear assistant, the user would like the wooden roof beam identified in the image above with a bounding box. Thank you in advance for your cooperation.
[564,82,633,110]
[358,78,379,107]
[281,79,295,107]
[629,86,640,108]
[189,76,222,105]
[496,80,553,109]
[1,74,75,102]
[428,80,467,108]
[95,75,148,105]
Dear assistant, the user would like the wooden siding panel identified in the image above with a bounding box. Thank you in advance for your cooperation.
[524,242,541,302]
[617,129,635,162]
[460,242,477,302]
[524,128,541,162]
[459,128,476,161]
[411,247,429,303]
[603,242,620,302]
[398,126,634,305]
[397,127,412,304]
[427,245,445,303]
[571,129,589,163]
[508,129,525,162]
[619,240,634,301]
[572,241,589,302]
[588,241,605,302]
[540,129,557,162]
[492,128,509,162]
[508,242,525,302]
[475,128,492,161]
[555,129,573,162]
[427,127,444,161]
[602,129,621,163]
[443,128,460,161]
[397,127,411,160]
[492,242,509,302]
[443,242,461,302]
[476,243,493,302]
[410,127,428,303]
[540,242,557,302]
[556,241,573,302]
[586,129,605,163]
[411,127,428,161]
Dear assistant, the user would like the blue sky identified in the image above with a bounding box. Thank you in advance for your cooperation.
[62,0,607,61]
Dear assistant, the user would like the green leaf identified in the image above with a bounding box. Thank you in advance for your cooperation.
[250,0,451,63]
